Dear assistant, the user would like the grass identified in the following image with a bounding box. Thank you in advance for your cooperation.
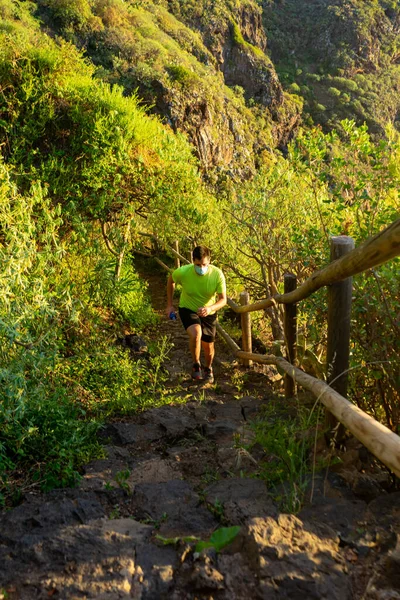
[247,397,324,513]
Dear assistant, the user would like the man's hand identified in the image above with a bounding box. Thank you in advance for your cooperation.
[197,306,210,317]
[166,305,175,319]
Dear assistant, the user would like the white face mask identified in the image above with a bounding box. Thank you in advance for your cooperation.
[194,265,209,275]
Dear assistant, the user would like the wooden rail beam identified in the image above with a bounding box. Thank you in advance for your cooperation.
[227,298,241,311]
[216,328,400,478]
[216,323,241,353]
[154,257,172,272]
[230,218,400,314]
[169,245,191,265]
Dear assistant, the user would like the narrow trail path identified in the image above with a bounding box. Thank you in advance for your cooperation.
[0,266,399,599]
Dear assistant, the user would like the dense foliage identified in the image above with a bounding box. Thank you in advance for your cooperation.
[0,0,398,502]
[218,120,399,430]
[0,9,222,502]
[31,0,298,179]
[263,0,400,135]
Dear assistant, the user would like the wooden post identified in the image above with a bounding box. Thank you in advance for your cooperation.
[172,240,180,269]
[240,291,252,367]
[325,236,355,433]
[187,250,192,263]
[284,274,297,398]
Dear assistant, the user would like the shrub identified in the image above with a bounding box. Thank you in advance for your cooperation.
[328,86,341,97]
[42,0,96,28]
[332,76,358,92]
[306,73,321,82]
[288,82,301,93]
[166,63,199,87]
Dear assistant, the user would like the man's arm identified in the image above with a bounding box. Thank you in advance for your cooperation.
[166,274,176,318]
[197,292,227,317]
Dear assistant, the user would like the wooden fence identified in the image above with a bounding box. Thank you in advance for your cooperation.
[135,218,400,478]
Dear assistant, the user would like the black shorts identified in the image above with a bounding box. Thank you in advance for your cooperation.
[178,307,217,343]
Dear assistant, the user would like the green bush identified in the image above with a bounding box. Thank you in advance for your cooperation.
[0,23,215,501]
[166,63,199,87]
[331,76,358,92]
[288,82,301,93]
[41,0,97,29]
[113,264,158,328]
[328,86,341,97]
[306,73,321,82]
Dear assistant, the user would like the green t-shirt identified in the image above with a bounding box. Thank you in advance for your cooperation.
[172,264,226,314]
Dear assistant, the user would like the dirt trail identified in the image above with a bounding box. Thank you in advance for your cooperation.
[0,266,399,599]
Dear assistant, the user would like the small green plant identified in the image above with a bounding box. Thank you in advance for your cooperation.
[201,468,220,486]
[149,336,173,393]
[212,383,223,395]
[231,370,246,395]
[196,389,208,403]
[232,432,243,449]
[208,498,225,522]
[109,505,121,519]
[141,512,168,530]
[195,526,241,553]
[155,526,241,555]
[114,469,131,494]
[250,400,320,513]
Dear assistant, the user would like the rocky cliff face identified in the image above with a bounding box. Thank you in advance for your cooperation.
[168,0,284,108]
[161,0,299,174]
[34,0,301,177]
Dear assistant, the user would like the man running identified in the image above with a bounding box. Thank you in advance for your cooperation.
[166,245,226,383]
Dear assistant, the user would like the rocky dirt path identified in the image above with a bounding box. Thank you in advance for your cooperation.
[0,267,399,599]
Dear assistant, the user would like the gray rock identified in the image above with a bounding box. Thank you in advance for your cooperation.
[239,395,262,421]
[135,543,178,600]
[0,490,105,543]
[130,456,182,484]
[299,495,367,536]
[131,480,217,536]
[217,447,258,474]
[205,420,241,440]
[0,518,153,598]
[112,423,163,445]
[205,478,277,524]
[246,514,350,600]
[80,458,130,491]
[143,406,198,439]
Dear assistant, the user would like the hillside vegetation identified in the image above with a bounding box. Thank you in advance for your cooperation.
[0,4,224,500]
[30,0,302,179]
[0,0,398,503]
[263,0,400,135]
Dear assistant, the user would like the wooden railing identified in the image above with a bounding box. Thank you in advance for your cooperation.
[135,218,400,478]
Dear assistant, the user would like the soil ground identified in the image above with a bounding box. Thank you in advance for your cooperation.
[0,265,399,599]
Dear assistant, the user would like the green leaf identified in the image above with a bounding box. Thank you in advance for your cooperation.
[195,526,241,553]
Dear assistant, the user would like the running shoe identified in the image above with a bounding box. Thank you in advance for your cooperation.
[203,367,214,384]
[191,363,202,381]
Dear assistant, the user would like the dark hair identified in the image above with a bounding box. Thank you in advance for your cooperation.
[192,245,211,261]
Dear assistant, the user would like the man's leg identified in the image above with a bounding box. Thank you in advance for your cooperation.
[201,340,214,368]
[187,324,202,365]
